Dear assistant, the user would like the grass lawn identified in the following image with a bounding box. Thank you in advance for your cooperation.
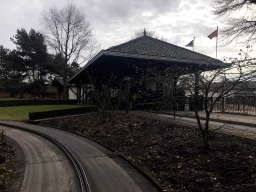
[0,105,82,121]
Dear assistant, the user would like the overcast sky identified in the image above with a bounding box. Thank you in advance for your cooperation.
[1,0,251,63]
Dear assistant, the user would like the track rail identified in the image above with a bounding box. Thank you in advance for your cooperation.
[0,124,91,192]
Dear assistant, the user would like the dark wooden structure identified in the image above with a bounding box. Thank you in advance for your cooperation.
[51,77,77,99]
[69,32,229,109]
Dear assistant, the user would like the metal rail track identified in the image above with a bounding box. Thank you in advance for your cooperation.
[1,124,91,192]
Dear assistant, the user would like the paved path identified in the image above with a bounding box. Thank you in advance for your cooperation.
[179,110,256,125]
[154,110,256,139]
[0,121,160,192]
[3,126,78,192]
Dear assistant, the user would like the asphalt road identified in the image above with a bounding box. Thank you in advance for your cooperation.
[3,126,79,192]
[0,121,160,192]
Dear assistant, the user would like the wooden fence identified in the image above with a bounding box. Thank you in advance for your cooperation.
[213,97,256,115]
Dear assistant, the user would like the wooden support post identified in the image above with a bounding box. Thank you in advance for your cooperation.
[194,72,200,110]
[77,83,81,104]
[85,82,88,104]
[173,76,178,110]
[221,97,225,113]
[124,77,131,114]
[82,83,85,104]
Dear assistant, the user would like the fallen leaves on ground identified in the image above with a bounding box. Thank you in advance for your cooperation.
[40,111,256,192]
[0,138,16,190]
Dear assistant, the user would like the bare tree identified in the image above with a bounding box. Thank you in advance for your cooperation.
[41,3,99,99]
[132,51,254,152]
[87,75,126,123]
[178,55,254,152]
[213,0,256,45]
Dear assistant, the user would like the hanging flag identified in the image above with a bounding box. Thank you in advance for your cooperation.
[185,37,195,51]
[208,27,219,58]
[208,29,218,39]
[186,40,193,47]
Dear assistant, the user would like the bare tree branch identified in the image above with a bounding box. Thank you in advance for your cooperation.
[213,0,256,45]
[41,3,99,98]
[213,0,251,16]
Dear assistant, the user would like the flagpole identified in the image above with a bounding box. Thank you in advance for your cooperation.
[193,37,195,51]
[216,26,218,59]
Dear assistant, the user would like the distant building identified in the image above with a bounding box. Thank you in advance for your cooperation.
[51,77,78,100]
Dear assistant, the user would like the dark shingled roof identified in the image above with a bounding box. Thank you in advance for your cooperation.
[69,34,229,84]
[107,35,219,63]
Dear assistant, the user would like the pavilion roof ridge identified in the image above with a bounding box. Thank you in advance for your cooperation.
[107,35,146,50]
[107,35,224,64]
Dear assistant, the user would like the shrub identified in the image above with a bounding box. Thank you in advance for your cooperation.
[0,99,77,107]
[29,106,96,120]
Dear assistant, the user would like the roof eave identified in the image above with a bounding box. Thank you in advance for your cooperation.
[69,50,105,83]
[69,50,229,84]
[101,50,228,67]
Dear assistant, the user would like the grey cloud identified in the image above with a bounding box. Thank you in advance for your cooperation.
[1,0,231,59]
[83,0,181,22]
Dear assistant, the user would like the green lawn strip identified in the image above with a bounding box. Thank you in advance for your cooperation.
[0,105,82,121]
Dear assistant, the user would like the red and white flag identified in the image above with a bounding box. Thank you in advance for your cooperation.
[208,29,218,39]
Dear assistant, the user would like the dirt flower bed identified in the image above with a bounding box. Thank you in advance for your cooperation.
[0,136,16,190]
[40,111,256,192]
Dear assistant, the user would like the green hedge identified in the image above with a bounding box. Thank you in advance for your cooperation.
[29,106,96,120]
[0,99,77,107]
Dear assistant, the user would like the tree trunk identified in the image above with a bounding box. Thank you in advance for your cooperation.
[203,111,211,153]
[194,101,211,153]
[202,135,211,153]
[63,56,68,99]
